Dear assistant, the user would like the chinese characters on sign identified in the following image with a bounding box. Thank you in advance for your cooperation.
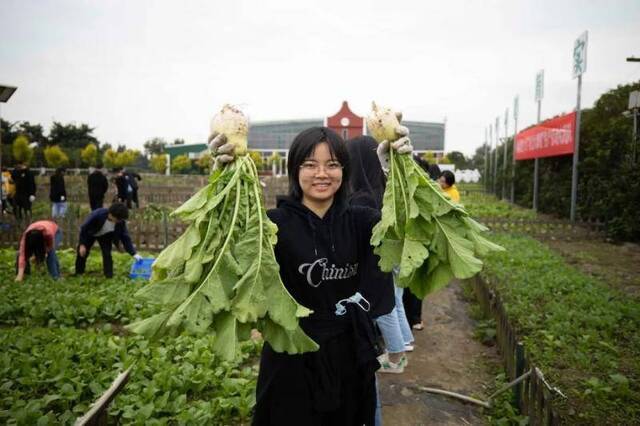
[573,31,588,78]
[515,112,576,160]
[535,70,544,101]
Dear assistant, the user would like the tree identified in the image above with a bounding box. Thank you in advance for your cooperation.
[171,154,192,173]
[80,143,98,167]
[195,152,212,173]
[469,144,488,170]
[267,152,282,166]
[44,145,70,167]
[150,154,168,174]
[103,148,140,169]
[173,138,185,145]
[103,149,118,169]
[1,119,20,147]
[446,151,469,169]
[48,122,99,150]
[12,135,33,164]
[421,151,436,164]
[17,121,48,146]
[143,137,167,156]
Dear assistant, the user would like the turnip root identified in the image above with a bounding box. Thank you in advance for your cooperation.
[210,104,249,155]
[366,102,402,143]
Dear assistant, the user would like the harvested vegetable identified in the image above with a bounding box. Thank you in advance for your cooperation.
[126,106,318,359]
[367,102,504,298]
[210,104,249,155]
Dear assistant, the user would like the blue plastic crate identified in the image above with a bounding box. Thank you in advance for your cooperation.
[129,258,155,280]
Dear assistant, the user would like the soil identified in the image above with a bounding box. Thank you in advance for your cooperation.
[378,281,501,426]
[545,239,640,299]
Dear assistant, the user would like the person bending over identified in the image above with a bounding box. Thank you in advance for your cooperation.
[75,202,142,278]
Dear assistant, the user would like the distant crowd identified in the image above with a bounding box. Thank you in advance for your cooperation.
[1,163,143,221]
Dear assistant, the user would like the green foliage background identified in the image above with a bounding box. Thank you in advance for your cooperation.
[482,80,640,240]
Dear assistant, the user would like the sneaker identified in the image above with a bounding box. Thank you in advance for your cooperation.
[399,354,408,368]
[378,359,404,374]
[404,344,415,352]
[412,322,424,331]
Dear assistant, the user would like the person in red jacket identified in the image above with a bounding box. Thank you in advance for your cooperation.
[15,220,62,281]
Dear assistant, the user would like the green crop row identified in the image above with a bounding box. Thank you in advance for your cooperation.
[461,191,537,220]
[0,327,260,425]
[481,233,640,424]
[0,249,160,328]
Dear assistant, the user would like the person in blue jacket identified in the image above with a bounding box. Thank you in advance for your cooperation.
[74,202,142,278]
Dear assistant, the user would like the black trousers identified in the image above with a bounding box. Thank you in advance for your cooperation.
[403,289,423,327]
[14,198,32,221]
[131,189,139,208]
[89,196,104,211]
[75,235,114,278]
[117,194,132,209]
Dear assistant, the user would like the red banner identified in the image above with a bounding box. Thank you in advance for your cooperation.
[515,112,576,160]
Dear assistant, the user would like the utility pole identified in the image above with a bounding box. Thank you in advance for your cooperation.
[511,96,519,203]
[533,70,544,211]
[494,117,499,197]
[570,31,588,222]
[484,127,489,190]
[502,107,509,199]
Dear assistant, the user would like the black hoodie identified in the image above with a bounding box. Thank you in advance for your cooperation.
[49,172,66,202]
[253,196,393,426]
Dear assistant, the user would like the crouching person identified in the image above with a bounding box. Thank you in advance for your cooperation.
[15,220,62,282]
[75,202,142,278]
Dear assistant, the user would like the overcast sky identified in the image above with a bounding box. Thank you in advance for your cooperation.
[1,0,639,156]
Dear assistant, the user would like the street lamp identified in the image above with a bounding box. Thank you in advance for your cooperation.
[0,84,18,218]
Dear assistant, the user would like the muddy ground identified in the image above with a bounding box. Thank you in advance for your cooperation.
[378,281,500,426]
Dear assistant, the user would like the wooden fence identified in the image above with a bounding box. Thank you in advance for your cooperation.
[0,214,605,250]
[0,214,187,251]
[471,275,564,425]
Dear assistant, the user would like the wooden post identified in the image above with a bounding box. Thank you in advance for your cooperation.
[162,211,168,249]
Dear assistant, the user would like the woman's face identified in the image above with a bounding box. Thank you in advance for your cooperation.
[298,142,343,205]
[438,175,449,189]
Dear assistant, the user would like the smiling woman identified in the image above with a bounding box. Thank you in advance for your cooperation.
[249,126,414,425]
[286,127,350,218]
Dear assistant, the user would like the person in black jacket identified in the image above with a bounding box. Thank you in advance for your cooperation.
[125,169,142,208]
[11,162,36,221]
[50,167,67,218]
[74,202,141,278]
[87,163,109,210]
[113,168,132,208]
[210,126,412,425]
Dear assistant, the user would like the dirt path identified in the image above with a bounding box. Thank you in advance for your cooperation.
[378,280,500,426]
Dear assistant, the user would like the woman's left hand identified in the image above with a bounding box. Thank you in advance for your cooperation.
[376,122,414,171]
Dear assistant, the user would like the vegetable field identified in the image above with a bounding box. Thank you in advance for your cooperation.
[467,189,640,424]
[2,185,639,425]
[0,250,260,425]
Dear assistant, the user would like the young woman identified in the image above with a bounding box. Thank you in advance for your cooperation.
[438,170,460,202]
[347,136,415,375]
[15,220,62,281]
[210,126,412,425]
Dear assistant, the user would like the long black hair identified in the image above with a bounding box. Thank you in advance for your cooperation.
[346,136,385,210]
[25,230,46,264]
[287,127,350,204]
